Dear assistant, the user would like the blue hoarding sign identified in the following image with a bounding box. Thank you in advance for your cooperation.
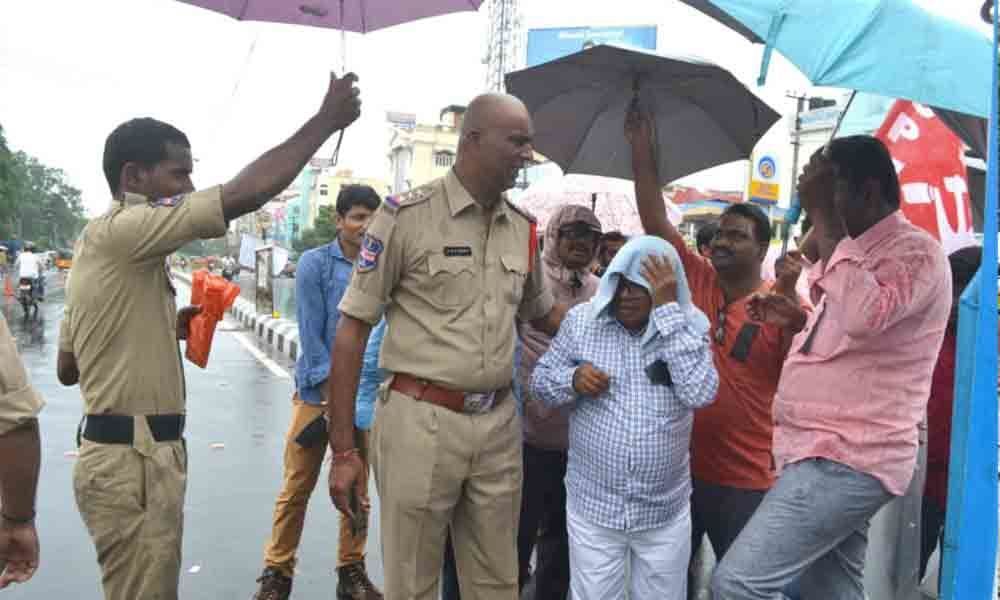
[526,25,657,67]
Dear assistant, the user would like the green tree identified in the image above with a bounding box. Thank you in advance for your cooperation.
[0,123,87,248]
[293,205,338,252]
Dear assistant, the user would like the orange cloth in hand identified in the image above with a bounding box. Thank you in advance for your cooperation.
[185,270,240,368]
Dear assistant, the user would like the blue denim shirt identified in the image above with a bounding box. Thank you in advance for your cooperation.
[355,319,387,431]
[295,241,353,406]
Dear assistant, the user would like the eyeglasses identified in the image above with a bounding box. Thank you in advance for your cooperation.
[714,307,727,345]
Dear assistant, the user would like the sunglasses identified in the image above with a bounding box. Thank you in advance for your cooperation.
[714,307,727,345]
[559,225,600,242]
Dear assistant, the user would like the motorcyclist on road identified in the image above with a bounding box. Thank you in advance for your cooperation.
[14,243,43,301]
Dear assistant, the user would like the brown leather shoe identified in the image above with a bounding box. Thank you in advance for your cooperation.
[337,561,384,600]
[253,567,293,600]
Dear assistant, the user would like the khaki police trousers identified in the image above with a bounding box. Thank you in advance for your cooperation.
[372,385,522,600]
[73,432,187,600]
[263,394,371,577]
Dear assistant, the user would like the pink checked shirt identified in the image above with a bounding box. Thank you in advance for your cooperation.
[773,212,951,495]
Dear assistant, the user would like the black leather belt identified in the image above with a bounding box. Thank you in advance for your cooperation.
[80,414,185,445]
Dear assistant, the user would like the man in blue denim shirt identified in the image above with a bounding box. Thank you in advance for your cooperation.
[253,185,382,600]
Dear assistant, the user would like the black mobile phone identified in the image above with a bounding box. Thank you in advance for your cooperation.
[645,359,672,387]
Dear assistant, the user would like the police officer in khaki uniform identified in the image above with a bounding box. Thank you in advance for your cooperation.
[55,72,362,600]
[326,93,566,600]
[0,314,44,589]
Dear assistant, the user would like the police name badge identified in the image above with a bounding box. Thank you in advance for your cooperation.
[357,234,383,272]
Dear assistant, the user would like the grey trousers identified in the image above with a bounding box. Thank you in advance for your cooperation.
[711,458,894,600]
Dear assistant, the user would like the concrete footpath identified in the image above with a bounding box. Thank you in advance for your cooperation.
[173,269,300,362]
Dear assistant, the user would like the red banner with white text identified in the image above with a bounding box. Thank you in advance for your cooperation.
[874,100,976,254]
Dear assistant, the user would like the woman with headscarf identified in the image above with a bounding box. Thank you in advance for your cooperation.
[530,236,718,600]
[515,204,602,599]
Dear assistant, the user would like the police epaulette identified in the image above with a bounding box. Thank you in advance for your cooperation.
[505,199,537,223]
[383,184,434,215]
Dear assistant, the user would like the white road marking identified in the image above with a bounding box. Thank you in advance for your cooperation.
[232,330,291,379]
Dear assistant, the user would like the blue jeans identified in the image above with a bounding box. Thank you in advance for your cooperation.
[712,458,894,600]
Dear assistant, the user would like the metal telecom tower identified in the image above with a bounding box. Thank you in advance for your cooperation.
[484,0,522,92]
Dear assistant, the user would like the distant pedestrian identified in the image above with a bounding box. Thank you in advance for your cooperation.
[252,185,382,600]
[594,231,627,277]
[694,221,718,259]
[516,204,602,600]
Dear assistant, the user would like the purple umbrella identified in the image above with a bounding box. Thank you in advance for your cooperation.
[177,0,484,162]
[176,0,484,34]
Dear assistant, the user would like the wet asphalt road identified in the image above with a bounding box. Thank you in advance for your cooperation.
[5,272,382,600]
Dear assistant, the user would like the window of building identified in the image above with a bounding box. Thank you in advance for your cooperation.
[434,151,455,168]
[319,184,328,196]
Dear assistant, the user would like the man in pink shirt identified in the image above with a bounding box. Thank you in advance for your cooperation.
[712,136,951,600]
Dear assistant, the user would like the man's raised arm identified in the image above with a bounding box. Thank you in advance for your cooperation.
[625,109,686,253]
[221,73,361,221]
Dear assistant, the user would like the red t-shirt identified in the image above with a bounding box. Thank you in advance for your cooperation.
[678,244,797,490]
[924,331,957,509]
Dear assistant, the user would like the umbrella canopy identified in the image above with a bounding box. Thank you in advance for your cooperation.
[676,0,993,118]
[677,0,762,42]
[512,174,683,235]
[176,0,484,33]
[505,44,780,185]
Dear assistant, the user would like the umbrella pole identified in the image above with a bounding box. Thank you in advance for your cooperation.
[330,0,347,166]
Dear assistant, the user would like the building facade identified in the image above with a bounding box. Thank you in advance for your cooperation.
[387,106,465,193]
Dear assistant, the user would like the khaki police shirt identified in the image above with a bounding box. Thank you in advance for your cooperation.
[0,315,44,436]
[59,187,227,415]
[338,169,554,393]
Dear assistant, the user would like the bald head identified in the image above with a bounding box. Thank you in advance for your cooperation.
[454,93,535,203]
[461,93,531,137]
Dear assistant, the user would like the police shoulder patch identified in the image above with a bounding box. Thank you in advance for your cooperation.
[154,194,186,208]
[356,233,384,273]
[504,199,537,224]
[398,183,435,207]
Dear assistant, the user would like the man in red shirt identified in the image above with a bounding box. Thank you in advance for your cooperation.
[626,109,806,583]
[921,245,986,581]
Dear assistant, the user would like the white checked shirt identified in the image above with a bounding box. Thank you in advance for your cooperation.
[531,302,717,532]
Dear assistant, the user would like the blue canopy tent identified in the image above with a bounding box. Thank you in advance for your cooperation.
[940,5,999,600]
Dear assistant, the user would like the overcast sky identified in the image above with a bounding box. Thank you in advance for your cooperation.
[0,0,989,216]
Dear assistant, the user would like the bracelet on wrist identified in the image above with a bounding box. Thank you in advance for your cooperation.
[2,510,35,525]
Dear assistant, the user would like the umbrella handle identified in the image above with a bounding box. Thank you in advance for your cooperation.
[330,130,345,167]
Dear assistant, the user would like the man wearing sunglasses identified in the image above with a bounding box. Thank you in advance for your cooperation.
[515,205,602,600]
[626,110,807,592]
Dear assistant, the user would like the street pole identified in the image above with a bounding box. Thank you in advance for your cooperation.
[787,93,806,207]
[782,93,807,252]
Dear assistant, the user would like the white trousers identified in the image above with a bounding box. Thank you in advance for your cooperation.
[567,502,691,600]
